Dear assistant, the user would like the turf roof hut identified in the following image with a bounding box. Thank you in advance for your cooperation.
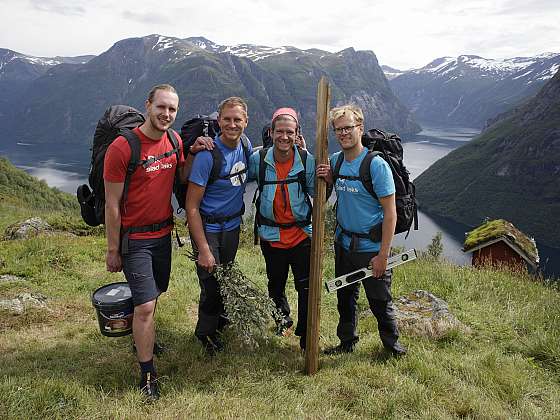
[463,219,539,272]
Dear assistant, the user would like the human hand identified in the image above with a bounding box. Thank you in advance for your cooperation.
[106,250,122,272]
[316,163,333,184]
[190,136,214,154]
[198,249,216,273]
[370,254,388,278]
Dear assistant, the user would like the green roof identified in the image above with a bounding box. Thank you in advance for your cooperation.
[463,219,539,265]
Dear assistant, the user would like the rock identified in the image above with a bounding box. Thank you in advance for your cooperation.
[3,217,52,240]
[0,274,25,283]
[0,298,24,314]
[393,290,471,339]
[0,293,47,314]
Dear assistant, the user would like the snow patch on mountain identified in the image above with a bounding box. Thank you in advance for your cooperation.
[152,35,178,51]
[183,37,295,61]
[405,53,560,82]
[536,63,559,80]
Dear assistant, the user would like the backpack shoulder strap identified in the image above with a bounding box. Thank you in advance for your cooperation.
[241,134,251,164]
[167,128,181,165]
[167,128,179,151]
[208,147,223,185]
[332,151,344,183]
[257,148,268,193]
[120,128,141,204]
[297,148,309,195]
[359,151,382,200]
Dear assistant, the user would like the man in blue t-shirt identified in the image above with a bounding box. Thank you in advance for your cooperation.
[316,104,407,357]
[186,97,252,355]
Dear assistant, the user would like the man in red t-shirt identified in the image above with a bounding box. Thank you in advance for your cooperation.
[104,84,185,400]
[248,108,315,351]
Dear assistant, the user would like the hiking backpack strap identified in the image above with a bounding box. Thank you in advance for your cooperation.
[357,151,383,200]
[296,148,313,223]
[167,129,181,162]
[332,152,344,184]
[119,128,142,210]
[240,134,251,166]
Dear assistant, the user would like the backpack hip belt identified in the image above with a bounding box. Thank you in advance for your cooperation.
[256,212,310,230]
[337,222,383,252]
[120,217,174,254]
[200,204,245,226]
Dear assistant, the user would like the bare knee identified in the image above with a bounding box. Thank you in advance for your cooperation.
[134,300,156,323]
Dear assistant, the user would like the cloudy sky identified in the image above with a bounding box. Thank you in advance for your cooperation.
[2,0,558,69]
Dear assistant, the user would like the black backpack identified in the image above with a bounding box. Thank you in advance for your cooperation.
[332,128,418,245]
[179,113,251,223]
[252,147,312,244]
[77,105,181,228]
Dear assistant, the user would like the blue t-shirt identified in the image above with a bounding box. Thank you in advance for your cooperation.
[331,148,395,252]
[189,136,252,232]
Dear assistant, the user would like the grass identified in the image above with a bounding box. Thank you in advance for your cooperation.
[1,200,560,418]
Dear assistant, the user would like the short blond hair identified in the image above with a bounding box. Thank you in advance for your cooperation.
[329,104,364,127]
[218,96,248,117]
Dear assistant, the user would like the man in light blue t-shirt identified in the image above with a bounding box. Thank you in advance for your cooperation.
[316,104,407,357]
[186,97,252,356]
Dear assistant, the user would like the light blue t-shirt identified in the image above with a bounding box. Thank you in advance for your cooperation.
[189,136,252,232]
[331,148,395,252]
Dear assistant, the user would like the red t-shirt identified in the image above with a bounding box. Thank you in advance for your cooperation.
[103,127,185,239]
[270,156,309,249]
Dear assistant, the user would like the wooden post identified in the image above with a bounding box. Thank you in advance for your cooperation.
[305,76,331,375]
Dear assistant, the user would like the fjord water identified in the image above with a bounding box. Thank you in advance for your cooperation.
[2,123,558,278]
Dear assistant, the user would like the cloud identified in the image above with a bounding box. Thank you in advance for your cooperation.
[1,0,558,69]
[29,0,86,16]
[121,10,174,25]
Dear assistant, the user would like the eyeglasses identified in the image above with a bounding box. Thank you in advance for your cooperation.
[333,125,360,135]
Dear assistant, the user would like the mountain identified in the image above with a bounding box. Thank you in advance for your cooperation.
[388,53,560,128]
[381,65,405,80]
[0,49,93,120]
[0,35,419,156]
[414,68,560,248]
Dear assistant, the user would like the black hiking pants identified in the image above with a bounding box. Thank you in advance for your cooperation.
[334,242,400,350]
[192,228,240,338]
[260,237,310,337]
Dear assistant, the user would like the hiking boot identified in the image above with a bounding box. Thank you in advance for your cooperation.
[198,334,224,356]
[276,318,294,337]
[323,341,356,355]
[139,371,160,401]
[132,341,166,357]
[386,342,407,357]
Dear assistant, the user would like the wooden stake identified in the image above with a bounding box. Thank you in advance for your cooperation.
[305,76,331,375]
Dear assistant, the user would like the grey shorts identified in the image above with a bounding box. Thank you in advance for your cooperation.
[122,234,172,306]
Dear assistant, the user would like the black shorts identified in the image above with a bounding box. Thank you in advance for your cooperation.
[122,234,172,306]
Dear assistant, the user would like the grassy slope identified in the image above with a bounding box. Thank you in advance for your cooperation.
[1,161,559,419]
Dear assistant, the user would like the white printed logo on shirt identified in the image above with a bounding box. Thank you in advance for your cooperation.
[144,155,173,173]
[230,161,247,186]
